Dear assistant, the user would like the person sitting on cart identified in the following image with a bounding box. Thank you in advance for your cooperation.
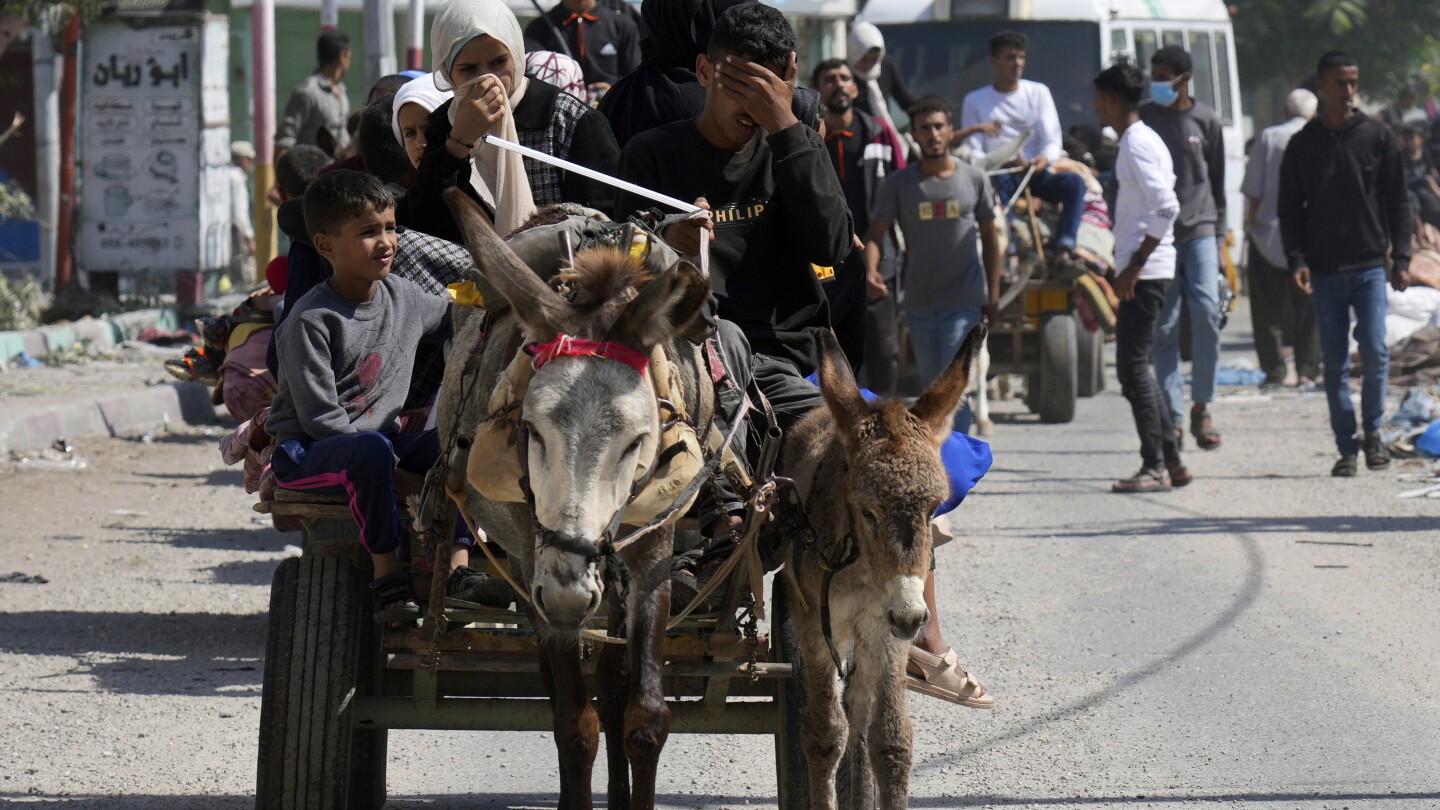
[266,170,507,625]
[960,30,1087,268]
[616,3,994,710]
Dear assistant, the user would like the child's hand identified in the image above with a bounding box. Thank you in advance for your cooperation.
[715,53,800,134]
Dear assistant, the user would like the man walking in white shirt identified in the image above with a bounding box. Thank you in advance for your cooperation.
[1242,88,1319,389]
[1094,62,1190,492]
[962,30,1086,265]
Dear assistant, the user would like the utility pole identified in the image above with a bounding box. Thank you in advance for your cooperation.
[252,0,276,280]
[406,0,425,71]
[32,15,59,290]
[54,9,80,294]
[364,0,397,92]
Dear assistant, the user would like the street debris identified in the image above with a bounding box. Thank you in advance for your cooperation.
[0,572,49,584]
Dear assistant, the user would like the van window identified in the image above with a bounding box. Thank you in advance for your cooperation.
[1109,27,1129,63]
[1189,30,1216,111]
[1134,30,1158,70]
[1214,30,1235,124]
[1161,29,1184,48]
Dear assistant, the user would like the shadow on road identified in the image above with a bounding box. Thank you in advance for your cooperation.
[0,610,266,698]
[990,514,1435,539]
[105,525,287,551]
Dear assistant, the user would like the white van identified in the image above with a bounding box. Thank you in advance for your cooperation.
[859,0,1246,238]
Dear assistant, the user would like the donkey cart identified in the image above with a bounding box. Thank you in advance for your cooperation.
[253,490,815,810]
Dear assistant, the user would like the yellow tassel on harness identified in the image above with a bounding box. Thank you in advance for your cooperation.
[446,281,487,309]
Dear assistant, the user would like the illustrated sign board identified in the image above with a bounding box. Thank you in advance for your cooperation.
[78,15,230,279]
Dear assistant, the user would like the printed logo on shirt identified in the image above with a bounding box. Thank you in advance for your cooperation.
[600,42,617,56]
[711,200,770,225]
[1187,134,1202,147]
[812,264,835,282]
[917,199,973,221]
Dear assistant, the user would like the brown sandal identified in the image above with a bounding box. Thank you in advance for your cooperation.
[1191,405,1220,450]
[1112,467,1171,493]
[906,646,995,709]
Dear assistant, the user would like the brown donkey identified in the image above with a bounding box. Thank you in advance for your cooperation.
[784,325,985,810]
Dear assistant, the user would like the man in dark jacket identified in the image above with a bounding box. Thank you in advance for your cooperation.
[617,3,851,390]
[1279,51,1413,477]
[813,57,907,392]
[523,0,641,96]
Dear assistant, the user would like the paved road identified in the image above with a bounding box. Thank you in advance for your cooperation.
[1,308,1437,808]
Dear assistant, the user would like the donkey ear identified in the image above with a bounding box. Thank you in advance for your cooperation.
[911,324,986,444]
[608,260,710,352]
[444,187,566,338]
[816,329,868,450]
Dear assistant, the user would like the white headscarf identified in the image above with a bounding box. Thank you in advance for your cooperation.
[847,22,897,132]
[391,74,453,149]
[430,0,536,235]
[526,50,587,102]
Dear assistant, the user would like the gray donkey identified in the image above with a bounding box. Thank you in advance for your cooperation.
[437,191,711,810]
[784,325,985,810]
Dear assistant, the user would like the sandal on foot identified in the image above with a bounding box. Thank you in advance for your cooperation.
[906,646,995,709]
[1165,460,1193,488]
[446,565,515,608]
[370,571,420,624]
[163,348,221,386]
[1112,467,1171,493]
[1191,406,1221,450]
[1331,455,1358,478]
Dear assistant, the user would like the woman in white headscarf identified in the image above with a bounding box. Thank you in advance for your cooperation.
[392,74,453,169]
[411,0,621,242]
[847,21,915,133]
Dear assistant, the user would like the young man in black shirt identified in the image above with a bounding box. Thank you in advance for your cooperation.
[619,6,991,709]
[1278,51,1413,477]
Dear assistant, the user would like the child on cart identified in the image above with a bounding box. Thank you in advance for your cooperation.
[265,170,508,623]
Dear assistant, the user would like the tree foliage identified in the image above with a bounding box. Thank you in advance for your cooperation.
[1234,0,1440,93]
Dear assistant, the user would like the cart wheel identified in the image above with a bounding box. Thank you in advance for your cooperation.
[1038,313,1078,423]
[256,555,384,810]
[1077,323,1104,398]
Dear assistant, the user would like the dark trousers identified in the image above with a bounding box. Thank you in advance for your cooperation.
[862,289,900,397]
[272,429,473,555]
[823,253,868,377]
[1247,244,1319,383]
[1116,279,1181,470]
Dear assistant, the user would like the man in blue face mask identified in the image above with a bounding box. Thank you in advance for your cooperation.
[1139,45,1228,452]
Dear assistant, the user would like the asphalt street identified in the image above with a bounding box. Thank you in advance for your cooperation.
[0,305,1436,809]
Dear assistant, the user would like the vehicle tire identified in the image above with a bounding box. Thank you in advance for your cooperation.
[256,555,381,810]
[1038,313,1078,424]
[1077,323,1104,398]
[774,577,857,810]
[1023,372,1040,414]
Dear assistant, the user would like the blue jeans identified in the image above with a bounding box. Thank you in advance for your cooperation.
[1311,267,1389,456]
[906,306,982,433]
[993,169,1085,251]
[1155,235,1222,425]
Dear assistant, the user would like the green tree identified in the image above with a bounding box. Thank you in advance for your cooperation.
[1234,0,1440,93]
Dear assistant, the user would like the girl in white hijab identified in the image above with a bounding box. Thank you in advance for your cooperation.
[410,0,621,242]
[431,0,537,235]
[392,74,453,169]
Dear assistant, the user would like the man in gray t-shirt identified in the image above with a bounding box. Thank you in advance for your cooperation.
[864,97,1001,429]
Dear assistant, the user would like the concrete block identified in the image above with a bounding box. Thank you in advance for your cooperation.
[0,382,218,455]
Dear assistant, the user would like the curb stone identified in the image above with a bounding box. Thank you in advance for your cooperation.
[0,381,219,456]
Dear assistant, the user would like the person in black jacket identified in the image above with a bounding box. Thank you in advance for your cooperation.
[616,3,851,386]
[522,0,641,96]
[1278,51,1414,478]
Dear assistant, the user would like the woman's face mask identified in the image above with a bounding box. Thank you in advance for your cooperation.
[1150,75,1183,108]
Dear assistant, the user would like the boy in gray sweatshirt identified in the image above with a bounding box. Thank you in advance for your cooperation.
[267,171,500,623]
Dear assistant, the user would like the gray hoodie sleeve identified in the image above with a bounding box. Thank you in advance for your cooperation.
[284,319,353,439]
